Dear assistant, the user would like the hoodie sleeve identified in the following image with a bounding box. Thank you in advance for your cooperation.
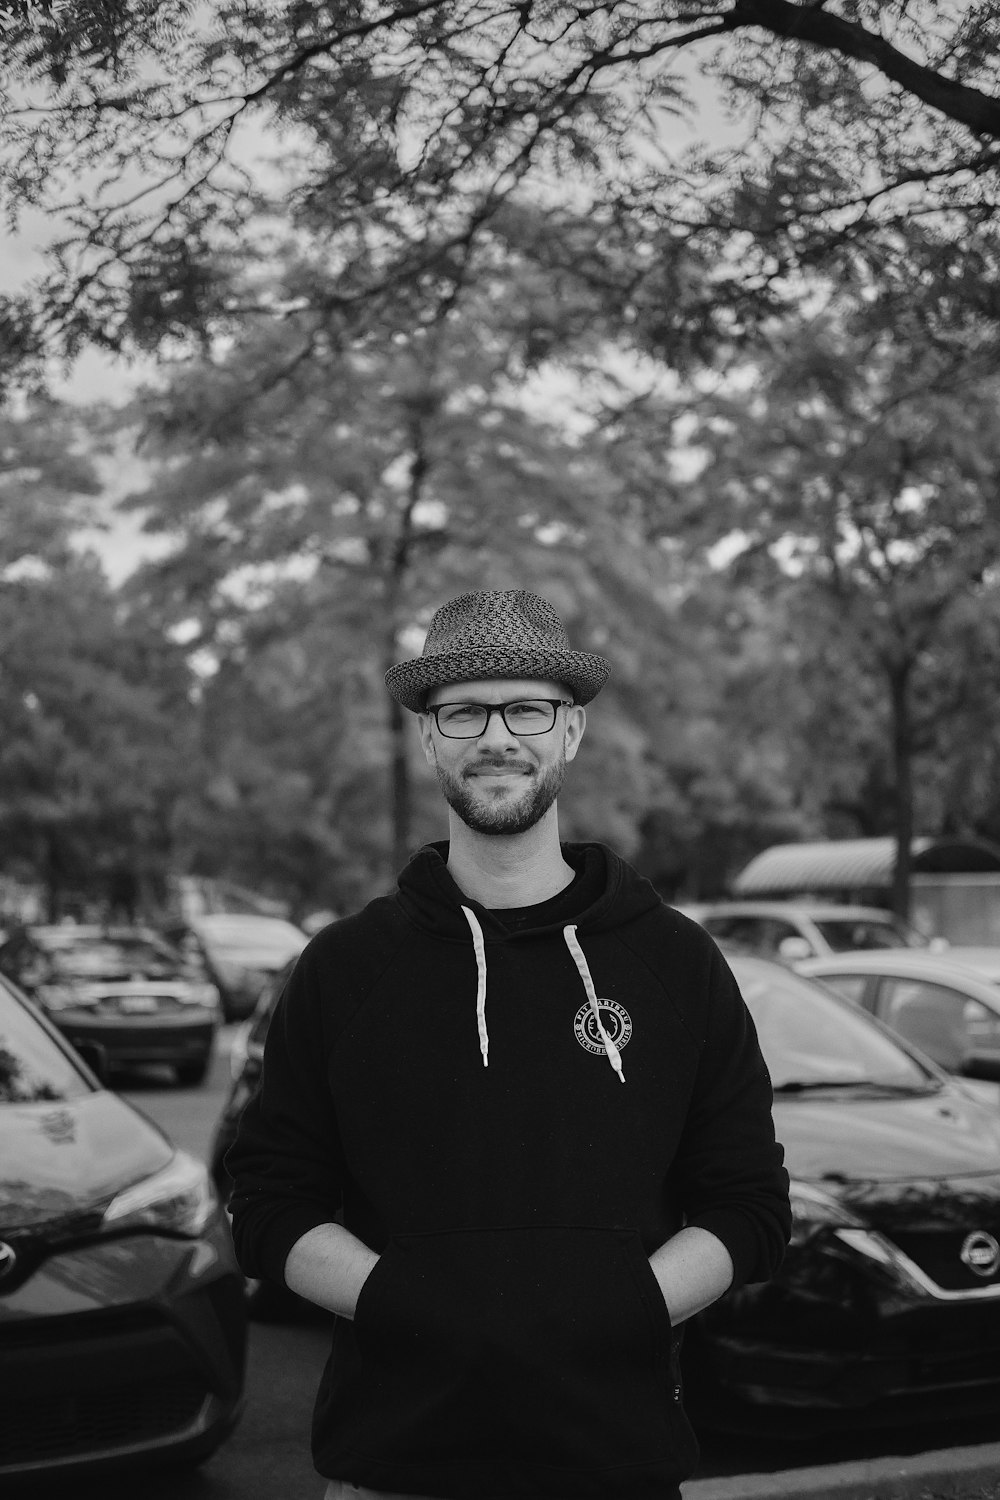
[673,942,791,1288]
[226,942,347,1287]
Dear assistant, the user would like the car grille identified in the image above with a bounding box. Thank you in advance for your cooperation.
[0,1309,218,1470]
[95,994,189,1015]
[0,1371,207,1464]
[891,1228,1000,1292]
[912,1343,1000,1388]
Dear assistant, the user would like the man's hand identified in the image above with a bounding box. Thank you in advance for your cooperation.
[649,1226,734,1325]
[284,1224,380,1319]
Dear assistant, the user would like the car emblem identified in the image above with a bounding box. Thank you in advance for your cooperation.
[0,1241,17,1280]
[960,1230,1000,1279]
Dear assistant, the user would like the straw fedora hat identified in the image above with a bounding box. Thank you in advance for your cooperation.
[385,589,611,713]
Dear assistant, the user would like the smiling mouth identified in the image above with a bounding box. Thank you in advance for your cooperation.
[465,764,533,780]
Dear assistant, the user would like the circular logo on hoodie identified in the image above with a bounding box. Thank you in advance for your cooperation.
[574,1000,632,1056]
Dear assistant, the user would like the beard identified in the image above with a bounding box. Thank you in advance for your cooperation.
[433,751,567,835]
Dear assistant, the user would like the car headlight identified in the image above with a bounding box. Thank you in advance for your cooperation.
[36,983,91,1012]
[789,1181,864,1246]
[102,1151,218,1238]
[790,1182,930,1294]
[176,982,222,1010]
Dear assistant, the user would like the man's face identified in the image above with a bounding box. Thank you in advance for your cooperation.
[418,678,586,836]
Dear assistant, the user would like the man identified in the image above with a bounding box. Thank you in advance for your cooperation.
[227,588,790,1500]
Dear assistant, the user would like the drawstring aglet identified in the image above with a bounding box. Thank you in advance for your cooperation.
[605,1038,626,1083]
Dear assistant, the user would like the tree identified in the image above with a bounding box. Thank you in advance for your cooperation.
[117,233,675,889]
[0,398,195,918]
[3,2,998,368]
[646,283,1000,914]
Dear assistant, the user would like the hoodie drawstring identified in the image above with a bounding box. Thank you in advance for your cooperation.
[459,906,624,1084]
[460,906,490,1068]
[563,925,626,1084]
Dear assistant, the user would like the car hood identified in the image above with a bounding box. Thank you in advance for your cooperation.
[209,945,299,969]
[0,1091,174,1230]
[776,1085,1000,1185]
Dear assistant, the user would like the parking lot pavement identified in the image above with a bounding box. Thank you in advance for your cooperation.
[685,1437,1000,1500]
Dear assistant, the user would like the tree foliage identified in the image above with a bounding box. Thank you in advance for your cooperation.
[639,272,1000,910]
[117,232,687,885]
[3,1,999,368]
[0,399,194,918]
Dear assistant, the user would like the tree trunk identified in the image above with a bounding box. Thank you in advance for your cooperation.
[387,687,412,876]
[887,661,915,919]
[383,419,429,878]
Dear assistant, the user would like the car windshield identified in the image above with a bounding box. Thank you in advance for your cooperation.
[199,918,304,964]
[0,982,90,1103]
[730,956,933,1093]
[812,917,922,952]
[43,933,187,980]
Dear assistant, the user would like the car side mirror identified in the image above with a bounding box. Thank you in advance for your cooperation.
[777,936,813,962]
[76,1041,110,1086]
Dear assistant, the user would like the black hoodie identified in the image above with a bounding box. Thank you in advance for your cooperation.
[228,843,790,1498]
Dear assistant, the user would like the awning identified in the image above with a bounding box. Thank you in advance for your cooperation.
[733,837,1000,896]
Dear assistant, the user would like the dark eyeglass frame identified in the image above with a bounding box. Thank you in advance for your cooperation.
[428,698,573,739]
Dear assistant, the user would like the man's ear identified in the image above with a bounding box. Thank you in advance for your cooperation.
[564,704,586,763]
[417,713,437,767]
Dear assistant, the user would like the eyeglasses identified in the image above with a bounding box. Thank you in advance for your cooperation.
[428,698,572,739]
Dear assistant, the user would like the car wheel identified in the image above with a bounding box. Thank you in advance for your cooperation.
[176,1056,211,1086]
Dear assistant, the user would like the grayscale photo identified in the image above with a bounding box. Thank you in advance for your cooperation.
[2,5,1000,1500]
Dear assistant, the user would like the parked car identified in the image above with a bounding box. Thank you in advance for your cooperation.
[209,962,293,1204]
[208,960,309,1318]
[686,900,929,962]
[930,946,1000,983]
[798,949,1000,1085]
[684,953,1000,1432]
[0,971,246,1485]
[167,914,307,1021]
[0,925,221,1086]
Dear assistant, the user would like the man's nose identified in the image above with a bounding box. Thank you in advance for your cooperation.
[478,707,521,748]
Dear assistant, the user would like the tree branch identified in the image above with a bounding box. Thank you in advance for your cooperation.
[728,0,1000,138]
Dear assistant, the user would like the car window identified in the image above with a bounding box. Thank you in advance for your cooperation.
[703,916,803,956]
[42,934,187,979]
[731,959,930,1090]
[875,978,1000,1072]
[812,972,869,1006]
[0,936,52,985]
[813,918,912,952]
[0,983,90,1103]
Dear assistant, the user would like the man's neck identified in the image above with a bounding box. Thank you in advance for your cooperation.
[445,808,575,909]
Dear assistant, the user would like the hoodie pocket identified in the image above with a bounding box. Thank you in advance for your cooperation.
[350,1225,692,1475]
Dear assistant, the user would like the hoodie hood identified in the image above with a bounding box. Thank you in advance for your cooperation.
[395,841,662,943]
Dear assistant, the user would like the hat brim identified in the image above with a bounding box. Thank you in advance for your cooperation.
[385,647,611,713]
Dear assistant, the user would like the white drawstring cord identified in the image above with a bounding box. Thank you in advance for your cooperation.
[562,925,626,1083]
[460,905,490,1068]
